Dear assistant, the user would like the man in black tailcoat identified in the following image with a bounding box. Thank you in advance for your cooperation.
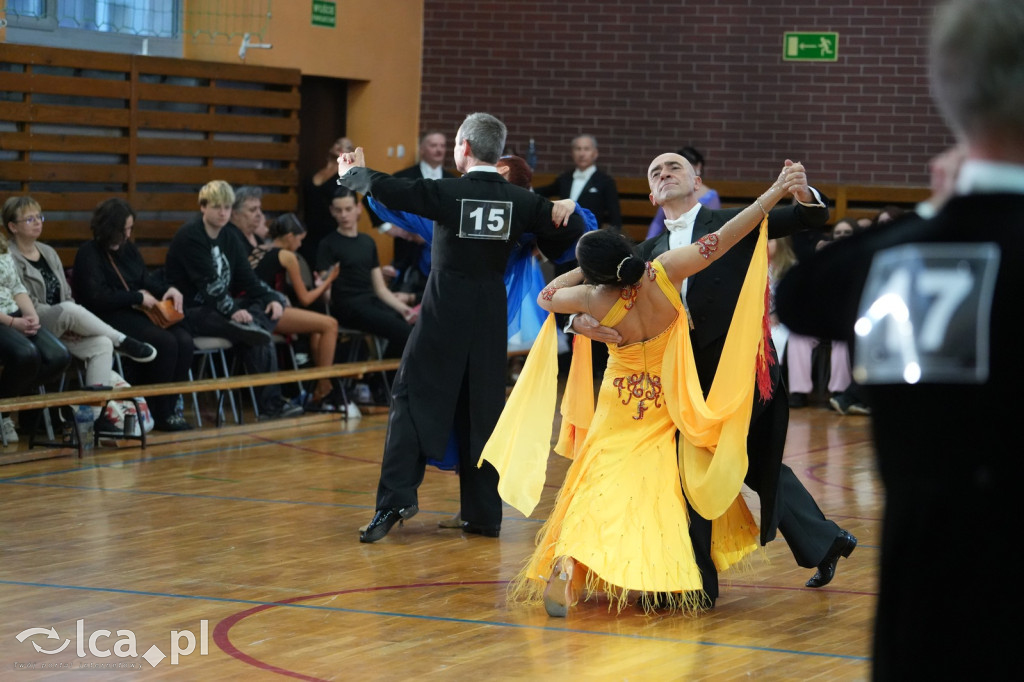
[573,152,855,605]
[339,112,585,543]
[777,1,1023,676]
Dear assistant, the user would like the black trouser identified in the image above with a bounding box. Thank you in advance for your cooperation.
[182,304,282,411]
[686,340,840,600]
[375,373,502,530]
[333,295,411,393]
[332,295,411,359]
[99,308,194,422]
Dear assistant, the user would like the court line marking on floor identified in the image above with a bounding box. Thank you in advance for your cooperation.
[0,578,870,666]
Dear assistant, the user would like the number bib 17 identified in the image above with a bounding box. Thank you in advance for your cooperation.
[459,199,513,240]
[853,242,1000,385]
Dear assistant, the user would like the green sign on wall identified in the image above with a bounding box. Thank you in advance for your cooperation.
[783,32,839,61]
[312,0,336,28]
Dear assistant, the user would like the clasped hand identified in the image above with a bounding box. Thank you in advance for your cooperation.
[337,147,367,177]
[777,160,811,201]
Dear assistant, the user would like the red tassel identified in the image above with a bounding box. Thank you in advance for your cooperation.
[756,236,775,402]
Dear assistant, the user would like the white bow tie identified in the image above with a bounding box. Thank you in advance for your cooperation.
[664,216,689,232]
[573,170,588,180]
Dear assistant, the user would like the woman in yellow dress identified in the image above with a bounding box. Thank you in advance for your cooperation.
[482,161,805,616]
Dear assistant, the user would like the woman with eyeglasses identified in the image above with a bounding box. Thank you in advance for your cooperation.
[250,212,340,410]
[0,205,71,444]
[70,198,195,432]
[3,196,162,434]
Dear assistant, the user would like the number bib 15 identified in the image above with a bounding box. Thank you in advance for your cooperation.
[459,199,513,240]
[853,242,1000,385]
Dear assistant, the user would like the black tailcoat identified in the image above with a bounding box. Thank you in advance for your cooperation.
[777,193,1023,680]
[341,167,584,528]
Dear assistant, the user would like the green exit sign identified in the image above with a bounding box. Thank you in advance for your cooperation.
[783,32,839,61]
[312,0,336,28]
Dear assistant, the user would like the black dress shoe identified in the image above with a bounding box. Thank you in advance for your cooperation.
[460,521,500,538]
[359,505,418,543]
[806,529,858,588]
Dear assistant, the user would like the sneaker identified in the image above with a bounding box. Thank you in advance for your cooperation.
[2,416,19,443]
[828,394,851,415]
[93,413,122,436]
[847,402,872,416]
[155,414,194,432]
[788,392,809,408]
[829,393,871,416]
[304,393,341,413]
[228,320,273,345]
[118,336,158,363]
[259,397,304,421]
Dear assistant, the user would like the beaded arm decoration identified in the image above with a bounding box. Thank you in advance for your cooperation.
[696,233,720,259]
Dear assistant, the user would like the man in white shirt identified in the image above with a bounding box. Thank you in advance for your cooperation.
[535,134,621,233]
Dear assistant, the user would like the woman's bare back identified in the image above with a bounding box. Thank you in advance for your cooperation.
[586,264,683,347]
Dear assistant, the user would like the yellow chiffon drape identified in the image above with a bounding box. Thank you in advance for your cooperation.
[480,223,769,602]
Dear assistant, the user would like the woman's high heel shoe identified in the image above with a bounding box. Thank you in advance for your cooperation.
[543,556,575,617]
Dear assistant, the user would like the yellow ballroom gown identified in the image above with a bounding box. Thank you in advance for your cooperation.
[489,261,761,612]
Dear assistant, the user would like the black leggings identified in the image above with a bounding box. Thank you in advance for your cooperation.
[0,321,72,399]
[97,308,194,422]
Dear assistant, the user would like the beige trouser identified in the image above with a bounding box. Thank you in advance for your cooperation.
[38,301,123,395]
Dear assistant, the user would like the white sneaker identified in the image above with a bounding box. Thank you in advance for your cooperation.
[2,416,19,444]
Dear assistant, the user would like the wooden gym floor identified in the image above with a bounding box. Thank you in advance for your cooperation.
[1,399,878,681]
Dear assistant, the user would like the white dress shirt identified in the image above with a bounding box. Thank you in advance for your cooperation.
[663,202,703,295]
[570,165,597,201]
[420,161,444,180]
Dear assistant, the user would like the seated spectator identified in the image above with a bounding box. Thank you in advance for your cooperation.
[646,145,722,238]
[317,188,414,402]
[72,198,197,431]
[165,180,303,421]
[1,225,71,443]
[786,220,858,409]
[225,185,267,253]
[4,197,158,427]
[251,212,340,410]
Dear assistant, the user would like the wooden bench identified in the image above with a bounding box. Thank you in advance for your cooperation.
[0,360,401,457]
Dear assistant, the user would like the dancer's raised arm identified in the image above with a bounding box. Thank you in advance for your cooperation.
[657,161,805,289]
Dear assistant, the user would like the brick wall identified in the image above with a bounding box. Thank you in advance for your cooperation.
[421,0,954,186]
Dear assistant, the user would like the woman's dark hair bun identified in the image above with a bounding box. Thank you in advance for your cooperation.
[616,255,646,285]
[576,229,643,286]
